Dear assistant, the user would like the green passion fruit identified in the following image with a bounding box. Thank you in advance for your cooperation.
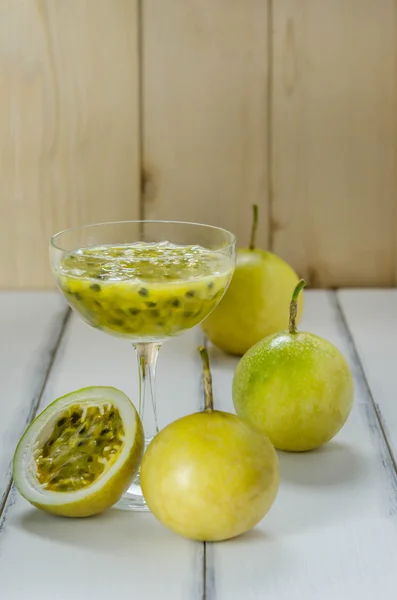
[233,280,354,451]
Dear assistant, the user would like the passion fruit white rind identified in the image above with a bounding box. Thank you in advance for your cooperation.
[13,386,144,517]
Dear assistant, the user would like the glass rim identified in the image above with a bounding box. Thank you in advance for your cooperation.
[50,219,237,253]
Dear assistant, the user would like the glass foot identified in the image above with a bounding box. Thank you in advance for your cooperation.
[113,438,153,512]
[114,475,148,511]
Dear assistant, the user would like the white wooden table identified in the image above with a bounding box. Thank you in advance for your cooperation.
[1,290,396,600]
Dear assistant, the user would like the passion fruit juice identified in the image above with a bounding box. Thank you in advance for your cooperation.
[56,242,233,341]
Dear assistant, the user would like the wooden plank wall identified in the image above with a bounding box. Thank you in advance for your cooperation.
[271,0,397,288]
[0,0,140,288]
[0,0,396,289]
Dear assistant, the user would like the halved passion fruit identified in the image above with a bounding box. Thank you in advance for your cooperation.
[13,386,144,517]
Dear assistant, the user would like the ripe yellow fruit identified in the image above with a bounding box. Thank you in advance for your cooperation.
[202,206,302,356]
[141,348,279,541]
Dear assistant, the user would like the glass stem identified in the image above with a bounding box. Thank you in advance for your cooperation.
[133,342,161,447]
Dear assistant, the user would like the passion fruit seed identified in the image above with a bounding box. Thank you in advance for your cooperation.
[71,412,80,424]
[109,318,124,327]
[35,403,125,493]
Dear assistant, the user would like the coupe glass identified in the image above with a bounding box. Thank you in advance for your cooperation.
[50,220,236,511]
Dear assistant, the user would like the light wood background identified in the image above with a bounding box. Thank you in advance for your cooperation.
[1,0,396,289]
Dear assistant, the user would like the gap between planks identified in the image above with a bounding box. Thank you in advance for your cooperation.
[0,309,71,521]
[201,336,211,600]
[266,0,275,252]
[200,336,214,600]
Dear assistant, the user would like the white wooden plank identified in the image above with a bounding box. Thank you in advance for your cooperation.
[207,290,397,600]
[0,314,204,600]
[0,292,67,508]
[338,289,397,460]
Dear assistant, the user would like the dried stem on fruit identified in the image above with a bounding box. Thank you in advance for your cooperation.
[249,204,259,251]
[198,346,214,412]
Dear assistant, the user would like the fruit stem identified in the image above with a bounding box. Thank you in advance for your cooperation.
[198,346,214,412]
[289,279,306,334]
[249,204,259,251]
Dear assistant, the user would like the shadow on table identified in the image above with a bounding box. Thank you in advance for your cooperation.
[15,442,367,553]
[263,441,371,536]
[16,508,189,557]
[278,441,366,487]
